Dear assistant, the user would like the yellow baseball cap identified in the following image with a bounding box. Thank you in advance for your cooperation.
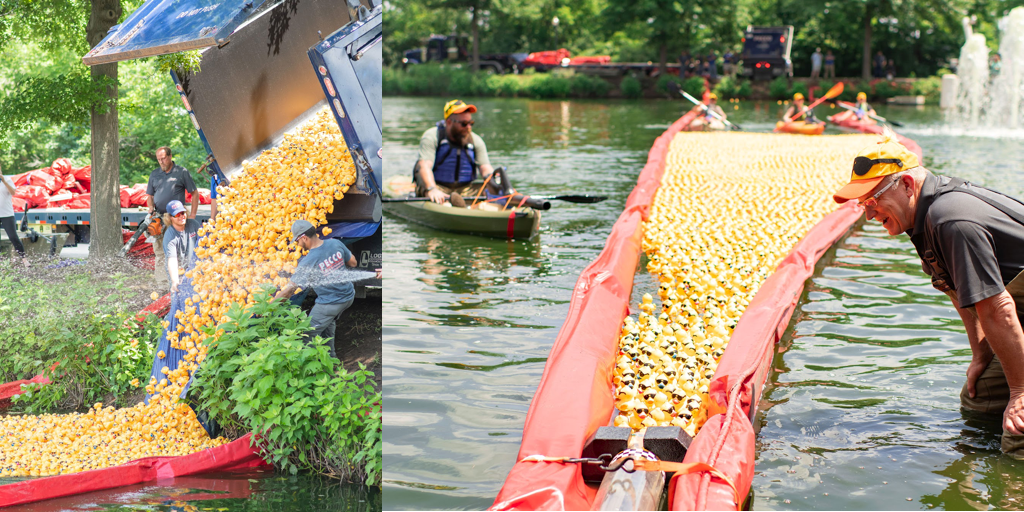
[793,92,805,101]
[708,92,718,101]
[857,92,867,100]
[444,99,477,119]
[833,127,920,203]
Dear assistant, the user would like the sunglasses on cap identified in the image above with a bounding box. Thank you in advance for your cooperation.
[852,156,903,176]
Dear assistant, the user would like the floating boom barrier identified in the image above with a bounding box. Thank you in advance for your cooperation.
[492,109,923,510]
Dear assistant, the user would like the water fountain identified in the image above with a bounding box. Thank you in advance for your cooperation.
[988,7,1024,128]
[948,7,1024,131]
[950,17,989,127]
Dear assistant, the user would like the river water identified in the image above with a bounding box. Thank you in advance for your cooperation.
[382,96,1024,510]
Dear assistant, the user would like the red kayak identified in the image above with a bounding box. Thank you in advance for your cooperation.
[828,113,877,132]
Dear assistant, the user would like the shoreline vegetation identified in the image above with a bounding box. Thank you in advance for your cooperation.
[385,64,944,103]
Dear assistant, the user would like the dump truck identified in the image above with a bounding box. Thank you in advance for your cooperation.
[70,0,382,297]
[740,26,794,81]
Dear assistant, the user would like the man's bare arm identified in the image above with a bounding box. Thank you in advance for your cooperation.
[189,192,199,219]
[974,290,1024,434]
[955,301,993,398]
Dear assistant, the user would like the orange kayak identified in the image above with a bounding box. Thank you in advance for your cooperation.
[774,120,825,135]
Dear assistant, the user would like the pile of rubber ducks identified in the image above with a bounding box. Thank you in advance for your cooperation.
[0,106,357,477]
[613,131,876,436]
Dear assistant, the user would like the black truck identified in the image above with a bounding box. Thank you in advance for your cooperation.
[402,34,525,74]
[740,26,794,81]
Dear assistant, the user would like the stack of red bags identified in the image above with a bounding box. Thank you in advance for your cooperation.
[10,158,211,211]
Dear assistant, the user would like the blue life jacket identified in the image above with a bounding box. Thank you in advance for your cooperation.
[431,121,477,183]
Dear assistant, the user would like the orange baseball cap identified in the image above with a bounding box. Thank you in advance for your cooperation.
[833,127,920,203]
[793,92,805,101]
[857,92,867,100]
[444,99,477,119]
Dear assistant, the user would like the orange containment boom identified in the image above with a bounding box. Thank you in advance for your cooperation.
[492,114,923,510]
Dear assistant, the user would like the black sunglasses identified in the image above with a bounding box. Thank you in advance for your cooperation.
[457,120,475,128]
[852,156,903,176]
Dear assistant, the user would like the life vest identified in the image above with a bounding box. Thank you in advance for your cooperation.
[431,121,478,184]
[855,101,870,119]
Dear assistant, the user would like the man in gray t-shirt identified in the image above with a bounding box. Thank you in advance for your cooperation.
[146,146,197,290]
[274,220,358,359]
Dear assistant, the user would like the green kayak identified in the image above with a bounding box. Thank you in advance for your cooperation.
[383,196,541,239]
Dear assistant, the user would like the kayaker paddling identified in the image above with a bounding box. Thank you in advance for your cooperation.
[830,92,877,124]
[833,128,1024,458]
[782,92,825,127]
[414,99,494,205]
[686,92,727,131]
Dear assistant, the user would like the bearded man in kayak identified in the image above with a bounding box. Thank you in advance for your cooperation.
[782,92,825,127]
[687,92,727,131]
[415,99,495,205]
[830,92,877,124]
[833,128,1024,459]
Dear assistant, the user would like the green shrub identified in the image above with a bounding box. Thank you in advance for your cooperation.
[682,76,706,99]
[769,76,789,99]
[789,81,809,100]
[713,76,752,99]
[911,76,942,103]
[193,286,381,484]
[0,263,161,413]
[525,74,574,98]
[570,74,610,98]
[620,75,643,99]
[654,74,684,97]
[872,80,905,99]
[488,74,522,97]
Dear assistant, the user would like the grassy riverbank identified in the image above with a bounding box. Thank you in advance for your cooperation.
[386,63,944,103]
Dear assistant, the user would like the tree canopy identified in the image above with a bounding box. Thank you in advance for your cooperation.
[385,0,1024,77]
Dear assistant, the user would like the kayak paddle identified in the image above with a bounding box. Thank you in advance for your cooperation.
[834,100,904,127]
[668,82,743,131]
[383,194,607,204]
[787,81,844,123]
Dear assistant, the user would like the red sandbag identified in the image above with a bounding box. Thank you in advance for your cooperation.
[523,48,571,67]
[128,184,149,207]
[15,185,51,208]
[119,185,131,208]
[12,172,29,187]
[26,169,60,193]
[568,55,611,65]
[51,158,73,176]
[491,113,692,512]
[0,433,272,507]
[66,193,90,210]
[45,190,74,209]
[11,197,27,212]
[185,188,212,205]
[72,165,91,182]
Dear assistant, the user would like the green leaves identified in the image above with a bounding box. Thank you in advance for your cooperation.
[192,287,381,484]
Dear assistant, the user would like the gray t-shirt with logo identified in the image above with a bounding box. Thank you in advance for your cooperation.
[292,239,355,305]
[147,164,196,214]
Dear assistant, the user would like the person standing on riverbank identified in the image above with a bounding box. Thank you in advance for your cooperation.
[146,147,198,290]
[832,128,1024,458]
[824,50,836,79]
[274,219,358,359]
[0,164,27,266]
[810,47,822,78]
[415,99,494,205]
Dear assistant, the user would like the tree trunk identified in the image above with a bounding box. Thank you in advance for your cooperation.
[659,43,667,76]
[471,6,479,72]
[86,0,122,261]
[862,3,872,81]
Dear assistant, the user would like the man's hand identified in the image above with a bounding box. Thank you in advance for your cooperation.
[966,346,994,398]
[376,268,382,279]
[1006,391,1024,435]
[427,188,448,204]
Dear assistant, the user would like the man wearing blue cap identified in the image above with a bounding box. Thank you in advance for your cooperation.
[163,200,201,294]
[274,219,358,358]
